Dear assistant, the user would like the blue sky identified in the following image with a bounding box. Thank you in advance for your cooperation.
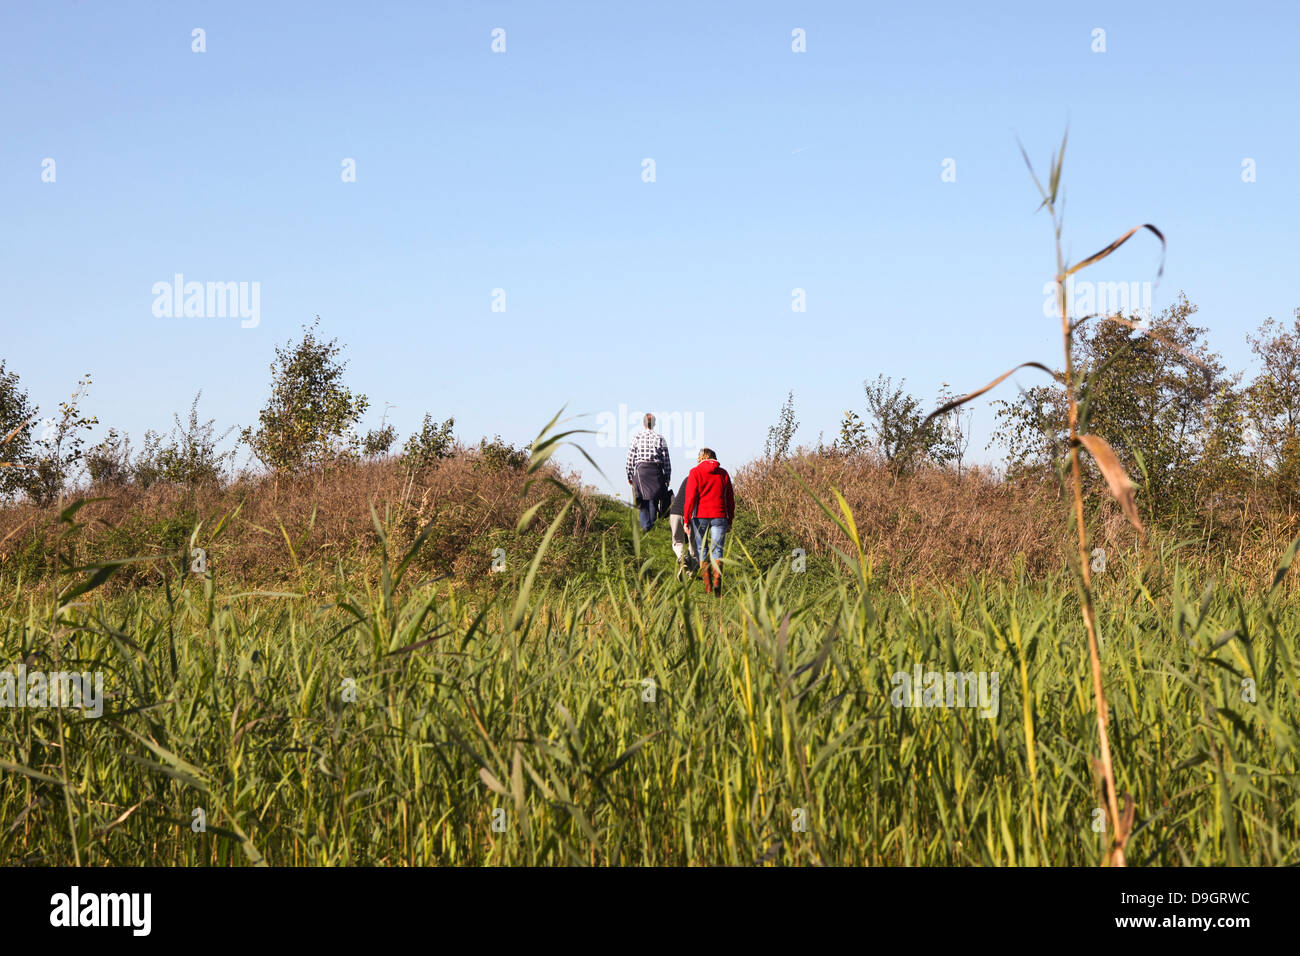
[3,0,1297,499]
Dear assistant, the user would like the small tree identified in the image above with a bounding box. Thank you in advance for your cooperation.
[937,382,974,479]
[863,374,948,472]
[132,430,166,489]
[158,392,236,487]
[1194,381,1252,510]
[242,317,369,472]
[764,390,799,460]
[474,434,529,473]
[401,414,456,470]
[29,374,99,506]
[86,428,133,487]
[362,403,399,459]
[1245,309,1300,505]
[834,409,870,456]
[363,425,397,459]
[989,384,1068,480]
[1075,295,1222,515]
[0,361,37,502]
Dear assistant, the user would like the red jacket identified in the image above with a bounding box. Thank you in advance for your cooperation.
[683,459,735,523]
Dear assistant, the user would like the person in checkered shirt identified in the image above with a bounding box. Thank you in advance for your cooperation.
[625,413,672,531]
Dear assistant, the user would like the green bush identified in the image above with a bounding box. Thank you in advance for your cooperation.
[473,435,529,473]
[401,415,455,470]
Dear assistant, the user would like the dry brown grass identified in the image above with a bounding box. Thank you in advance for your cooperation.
[735,450,1147,584]
[2,443,1291,595]
[0,448,600,591]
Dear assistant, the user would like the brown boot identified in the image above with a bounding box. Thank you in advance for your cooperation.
[701,561,714,595]
[712,561,722,598]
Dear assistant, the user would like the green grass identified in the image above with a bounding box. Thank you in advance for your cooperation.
[2,495,1298,866]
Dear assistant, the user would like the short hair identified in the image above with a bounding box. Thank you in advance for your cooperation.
[643,413,655,429]
[698,447,716,461]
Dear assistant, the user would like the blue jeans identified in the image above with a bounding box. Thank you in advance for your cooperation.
[639,491,670,531]
[638,497,657,531]
[691,517,728,562]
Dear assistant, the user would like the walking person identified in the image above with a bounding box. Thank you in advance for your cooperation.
[681,447,735,597]
[625,412,672,532]
[667,478,700,580]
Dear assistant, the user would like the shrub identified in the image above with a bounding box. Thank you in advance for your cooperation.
[86,428,133,487]
[0,361,37,502]
[27,373,98,505]
[241,317,369,471]
[474,435,529,473]
[362,424,397,459]
[401,415,455,470]
[862,374,949,473]
[764,390,799,460]
[155,393,235,487]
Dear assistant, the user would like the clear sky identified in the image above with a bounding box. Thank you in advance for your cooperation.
[3,0,1297,499]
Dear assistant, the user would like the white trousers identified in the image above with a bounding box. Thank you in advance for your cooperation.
[669,514,698,562]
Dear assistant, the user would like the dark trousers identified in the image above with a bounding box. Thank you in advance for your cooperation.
[634,462,671,531]
[638,491,670,531]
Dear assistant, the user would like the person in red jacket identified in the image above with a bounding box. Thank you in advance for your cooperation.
[682,447,735,596]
